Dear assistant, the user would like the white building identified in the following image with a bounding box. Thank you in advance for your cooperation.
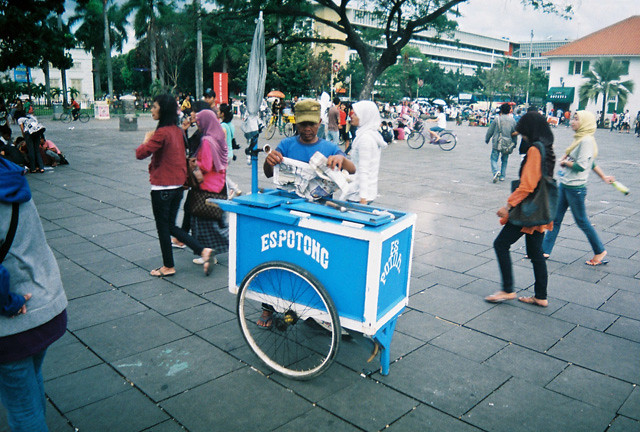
[542,16,640,118]
[10,48,94,103]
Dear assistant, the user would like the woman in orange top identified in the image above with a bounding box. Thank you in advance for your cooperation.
[485,112,556,307]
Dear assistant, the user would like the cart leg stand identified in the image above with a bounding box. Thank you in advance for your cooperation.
[373,310,402,376]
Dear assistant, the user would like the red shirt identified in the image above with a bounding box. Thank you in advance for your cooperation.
[339,110,347,126]
[71,100,80,109]
[135,126,187,186]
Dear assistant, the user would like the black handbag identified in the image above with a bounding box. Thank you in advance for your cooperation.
[189,185,227,220]
[509,142,558,227]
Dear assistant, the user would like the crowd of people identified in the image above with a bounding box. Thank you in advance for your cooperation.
[0,97,69,172]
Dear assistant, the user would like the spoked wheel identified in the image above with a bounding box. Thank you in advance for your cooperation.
[438,132,457,151]
[78,112,90,123]
[60,113,72,123]
[407,131,425,149]
[284,122,295,137]
[265,121,276,140]
[237,261,340,380]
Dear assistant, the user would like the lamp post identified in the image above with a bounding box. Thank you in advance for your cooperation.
[525,30,533,107]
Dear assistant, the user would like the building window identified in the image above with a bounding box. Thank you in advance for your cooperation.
[621,60,630,75]
[70,79,82,95]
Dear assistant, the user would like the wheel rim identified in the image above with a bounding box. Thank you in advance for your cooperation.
[266,123,276,139]
[237,262,340,379]
[407,132,424,149]
[438,133,456,151]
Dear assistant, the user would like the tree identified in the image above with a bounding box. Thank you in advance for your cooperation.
[216,0,573,99]
[477,66,507,112]
[579,57,635,127]
[70,0,128,98]
[123,0,171,84]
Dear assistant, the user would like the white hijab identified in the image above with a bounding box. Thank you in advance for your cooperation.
[352,101,387,149]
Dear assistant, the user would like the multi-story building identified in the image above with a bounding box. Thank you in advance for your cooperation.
[542,15,639,117]
[512,40,570,72]
[313,7,513,76]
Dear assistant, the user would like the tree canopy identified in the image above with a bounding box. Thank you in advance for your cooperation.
[215,0,573,98]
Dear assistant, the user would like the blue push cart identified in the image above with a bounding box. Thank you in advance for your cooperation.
[215,144,416,380]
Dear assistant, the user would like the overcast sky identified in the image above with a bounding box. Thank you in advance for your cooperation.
[456,0,640,42]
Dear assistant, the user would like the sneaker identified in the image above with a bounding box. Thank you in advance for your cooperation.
[492,172,500,183]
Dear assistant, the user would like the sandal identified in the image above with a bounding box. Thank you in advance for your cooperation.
[485,291,517,303]
[518,296,548,307]
[150,267,176,277]
[585,259,609,266]
[257,310,273,328]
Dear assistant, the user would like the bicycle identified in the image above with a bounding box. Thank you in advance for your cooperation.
[265,114,295,139]
[60,109,90,123]
[407,121,457,151]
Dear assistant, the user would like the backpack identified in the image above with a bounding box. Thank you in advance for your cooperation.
[497,116,515,154]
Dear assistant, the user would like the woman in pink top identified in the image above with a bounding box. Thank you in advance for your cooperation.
[190,110,229,264]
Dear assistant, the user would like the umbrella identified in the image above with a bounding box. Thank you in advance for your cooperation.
[242,11,266,137]
[267,90,285,99]
[432,99,447,106]
[241,11,267,194]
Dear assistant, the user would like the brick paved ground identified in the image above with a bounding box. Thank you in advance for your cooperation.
[1,114,638,431]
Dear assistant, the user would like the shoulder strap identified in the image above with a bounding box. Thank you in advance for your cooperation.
[0,203,19,263]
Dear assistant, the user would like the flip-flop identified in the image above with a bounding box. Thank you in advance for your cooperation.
[150,267,175,277]
[485,292,517,303]
[585,259,609,266]
[518,296,548,307]
[257,311,273,329]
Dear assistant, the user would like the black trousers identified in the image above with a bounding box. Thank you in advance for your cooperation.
[25,133,43,171]
[493,222,548,300]
[151,188,204,268]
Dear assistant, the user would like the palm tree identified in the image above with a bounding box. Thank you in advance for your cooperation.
[123,0,170,84]
[579,58,635,127]
[70,0,127,98]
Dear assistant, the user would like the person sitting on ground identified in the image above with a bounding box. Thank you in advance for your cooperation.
[260,99,356,327]
[0,126,26,167]
[39,136,68,167]
[428,105,447,142]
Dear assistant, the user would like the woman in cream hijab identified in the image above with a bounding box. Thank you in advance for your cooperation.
[346,100,387,204]
[542,110,615,266]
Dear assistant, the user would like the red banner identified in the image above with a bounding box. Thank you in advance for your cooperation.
[213,72,228,105]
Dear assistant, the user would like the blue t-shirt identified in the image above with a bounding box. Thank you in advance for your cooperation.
[276,137,345,163]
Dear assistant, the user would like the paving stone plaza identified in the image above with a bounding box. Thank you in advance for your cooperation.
[1,114,639,431]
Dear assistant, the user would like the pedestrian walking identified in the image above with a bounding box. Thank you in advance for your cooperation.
[135,94,214,277]
[485,103,517,183]
[542,110,613,266]
[486,112,556,307]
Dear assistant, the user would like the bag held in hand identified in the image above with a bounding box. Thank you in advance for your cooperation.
[189,185,227,220]
[185,157,204,188]
[509,142,558,227]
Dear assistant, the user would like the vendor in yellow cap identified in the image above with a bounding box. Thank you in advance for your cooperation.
[264,99,356,178]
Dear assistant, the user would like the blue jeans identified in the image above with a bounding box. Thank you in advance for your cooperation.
[326,130,340,144]
[0,350,49,432]
[490,148,509,178]
[542,184,605,255]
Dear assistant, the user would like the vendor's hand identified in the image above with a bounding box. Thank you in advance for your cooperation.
[12,293,31,317]
[497,206,509,218]
[603,175,615,184]
[327,155,345,170]
[265,149,283,167]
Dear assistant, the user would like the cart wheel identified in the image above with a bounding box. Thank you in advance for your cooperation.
[284,122,295,137]
[237,261,340,380]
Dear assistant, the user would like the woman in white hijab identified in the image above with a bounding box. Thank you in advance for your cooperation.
[347,101,387,204]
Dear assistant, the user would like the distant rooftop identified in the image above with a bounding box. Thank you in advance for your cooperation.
[543,15,640,57]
